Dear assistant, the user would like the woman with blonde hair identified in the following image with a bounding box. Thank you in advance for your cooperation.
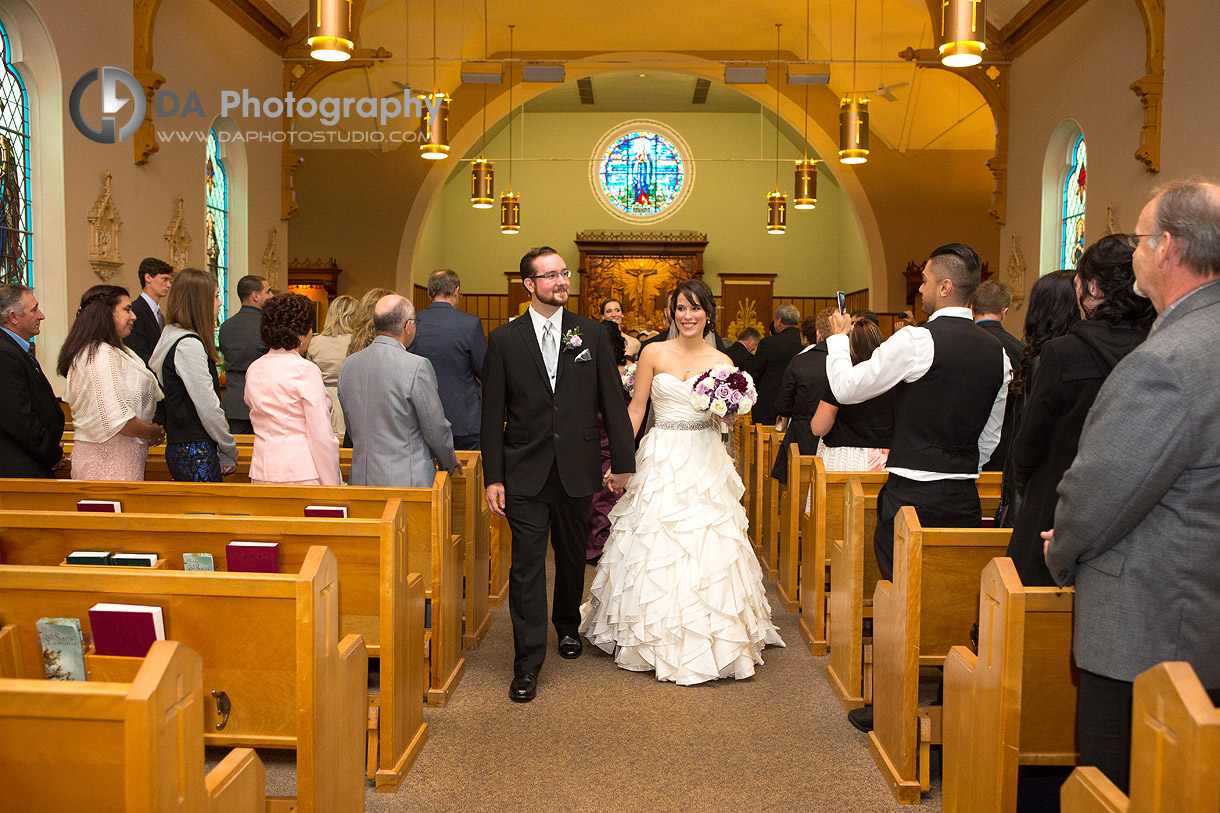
[149,268,238,481]
[58,285,164,480]
[306,293,357,436]
[346,287,395,357]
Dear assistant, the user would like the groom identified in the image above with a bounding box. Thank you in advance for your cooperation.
[482,246,636,702]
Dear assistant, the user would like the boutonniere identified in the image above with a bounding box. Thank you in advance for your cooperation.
[561,327,584,352]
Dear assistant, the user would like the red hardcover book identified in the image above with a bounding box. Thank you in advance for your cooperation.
[76,500,121,513]
[226,541,280,573]
[88,603,165,657]
[304,505,348,518]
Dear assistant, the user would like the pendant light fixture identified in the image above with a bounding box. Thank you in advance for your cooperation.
[419,0,450,159]
[939,0,987,67]
[838,0,869,165]
[500,25,520,234]
[471,0,494,207]
[793,0,817,210]
[767,23,786,235]
[308,0,354,62]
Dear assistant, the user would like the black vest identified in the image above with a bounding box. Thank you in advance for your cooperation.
[162,335,221,445]
[887,316,1005,474]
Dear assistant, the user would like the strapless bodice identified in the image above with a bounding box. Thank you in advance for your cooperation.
[651,372,708,424]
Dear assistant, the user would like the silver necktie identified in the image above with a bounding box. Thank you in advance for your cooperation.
[542,322,558,391]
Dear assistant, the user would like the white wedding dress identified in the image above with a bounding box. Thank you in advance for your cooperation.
[579,372,785,685]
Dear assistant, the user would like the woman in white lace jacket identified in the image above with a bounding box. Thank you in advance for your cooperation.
[58,285,165,480]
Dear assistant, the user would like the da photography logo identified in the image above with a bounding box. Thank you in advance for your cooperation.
[70,67,145,144]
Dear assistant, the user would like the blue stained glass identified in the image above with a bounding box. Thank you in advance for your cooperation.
[205,129,229,318]
[599,131,685,219]
[0,21,32,286]
[1061,134,1086,270]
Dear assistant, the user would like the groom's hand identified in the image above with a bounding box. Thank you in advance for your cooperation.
[485,483,507,518]
[604,472,631,493]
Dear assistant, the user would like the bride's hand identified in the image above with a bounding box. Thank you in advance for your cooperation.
[604,471,631,493]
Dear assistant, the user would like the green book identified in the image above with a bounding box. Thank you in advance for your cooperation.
[183,552,215,571]
[36,617,86,681]
[66,550,112,566]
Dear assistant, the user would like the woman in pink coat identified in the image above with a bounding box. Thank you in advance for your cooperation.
[244,293,341,485]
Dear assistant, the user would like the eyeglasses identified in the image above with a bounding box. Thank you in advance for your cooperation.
[530,269,572,282]
[1122,233,1158,249]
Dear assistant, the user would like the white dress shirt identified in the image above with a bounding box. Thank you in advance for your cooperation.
[825,306,1011,481]
[139,292,162,327]
[527,305,565,390]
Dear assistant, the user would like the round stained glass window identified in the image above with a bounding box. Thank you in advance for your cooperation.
[590,120,693,224]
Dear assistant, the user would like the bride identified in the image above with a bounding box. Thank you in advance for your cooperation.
[580,279,784,685]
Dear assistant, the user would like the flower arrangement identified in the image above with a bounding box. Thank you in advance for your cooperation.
[561,327,583,352]
[621,362,637,395]
[690,364,756,439]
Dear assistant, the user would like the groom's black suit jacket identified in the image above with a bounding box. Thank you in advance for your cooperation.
[481,309,635,498]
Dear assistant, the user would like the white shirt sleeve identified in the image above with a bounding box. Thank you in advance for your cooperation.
[976,349,1013,470]
[825,325,935,404]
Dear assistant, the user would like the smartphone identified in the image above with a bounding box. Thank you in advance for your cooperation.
[836,291,846,314]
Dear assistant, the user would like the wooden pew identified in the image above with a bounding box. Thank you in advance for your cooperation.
[752,425,781,578]
[943,557,1078,812]
[0,496,435,791]
[0,547,367,812]
[825,478,884,710]
[489,513,511,607]
[776,444,814,614]
[868,507,1013,804]
[1061,662,1220,813]
[453,451,491,649]
[0,638,267,813]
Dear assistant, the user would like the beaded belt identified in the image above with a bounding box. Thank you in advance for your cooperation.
[655,418,712,431]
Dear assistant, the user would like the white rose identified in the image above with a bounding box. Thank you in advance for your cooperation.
[693,392,712,411]
[737,397,754,415]
[710,399,728,417]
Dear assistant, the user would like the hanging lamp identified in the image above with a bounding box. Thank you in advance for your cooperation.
[308,0,354,62]
[939,0,987,67]
[793,0,817,210]
[767,23,786,234]
[839,0,869,165]
[501,25,520,234]
[471,0,495,207]
[419,0,450,159]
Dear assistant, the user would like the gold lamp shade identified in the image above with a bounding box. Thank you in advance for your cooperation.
[308,0,354,62]
[939,0,987,67]
[839,96,869,165]
[500,192,520,234]
[471,159,494,208]
[767,192,787,234]
[794,159,817,209]
[418,93,451,160]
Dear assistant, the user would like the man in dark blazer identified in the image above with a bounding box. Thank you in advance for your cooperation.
[126,257,173,364]
[481,246,635,703]
[770,312,832,483]
[724,326,760,377]
[410,269,487,451]
[218,275,273,435]
[972,279,1025,471]
[1046,181,1220,793]
[751,303,803,425]
[0,284,65,477]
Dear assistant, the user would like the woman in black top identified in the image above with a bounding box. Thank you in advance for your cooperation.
[1005,235,1154,585]
[810,319,895,471]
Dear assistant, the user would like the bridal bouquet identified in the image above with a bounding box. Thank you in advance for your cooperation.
[690,364,757,440]
[621,362,637,395]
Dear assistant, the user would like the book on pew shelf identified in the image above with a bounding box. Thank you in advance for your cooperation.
[76,499,121,513]
[425,598,431,628]
[36,617,86,681]
[304,505,348,518]
[226,541,279,573]
[88,603,165,658]
[183,552,215,571]
[66,550,112,566]
[110,552,157,568]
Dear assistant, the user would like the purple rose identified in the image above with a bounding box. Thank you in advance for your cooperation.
[714,383,732,399]
[569,335,582,348]
[714,367,730,380]
[729,389,743,405]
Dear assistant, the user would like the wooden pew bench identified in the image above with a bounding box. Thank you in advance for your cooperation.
[453,451,491,649]
[0,547,367,812]
[0,498,435,791]
[868,507,1013,804]
[752,425,782,578]
[1061,661,1220,812]
[775,444,814,614]
[0,638,267,813]
[943,557,1078,812]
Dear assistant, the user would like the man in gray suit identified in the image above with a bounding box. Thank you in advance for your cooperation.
[339,294,459,488]
[1045,179,1220,793]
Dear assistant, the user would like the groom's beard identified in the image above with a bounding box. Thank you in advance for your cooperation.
[536,287,569,307]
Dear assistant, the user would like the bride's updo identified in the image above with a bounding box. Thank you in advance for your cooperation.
[669,279,717,336]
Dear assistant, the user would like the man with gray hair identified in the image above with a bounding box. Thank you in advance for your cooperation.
[339,294,458,488]
[410,269,487,450]
[751,302,803,425]
[0,283,65,477]
[1044,179,1220,792]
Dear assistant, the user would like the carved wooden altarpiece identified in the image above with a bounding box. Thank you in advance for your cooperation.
[574,230,707,332]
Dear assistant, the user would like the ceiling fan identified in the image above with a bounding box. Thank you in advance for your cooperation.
[874,80,908,102]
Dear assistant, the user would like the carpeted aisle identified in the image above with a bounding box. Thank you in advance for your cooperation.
[247,558,943,812]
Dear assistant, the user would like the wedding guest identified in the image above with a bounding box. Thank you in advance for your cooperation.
[125,258,173,364]
[305,294,356,437]
[150,267,238,481]
[752,303,802,425]
[586,318,632,563]
[724,326,760,377]
[245,293,341,486]
[218,274,273,434]
[59,285,164,480]
[770,312,831,483]
[811,318,894,471]
[972,280,1025,471]
[0,283,65,477]
[601,297,641,360]
[346,287,396,357]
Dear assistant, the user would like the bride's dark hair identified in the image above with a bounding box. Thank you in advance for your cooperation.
[669,279,717,336]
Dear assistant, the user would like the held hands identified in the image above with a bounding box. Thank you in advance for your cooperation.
[603,471,631,494]
[828,311,853,336]
[1041,528,1054,562]
[486,483,507,518]
[145,423,166,446]
[52,443,68,472]
[220,449,239,477]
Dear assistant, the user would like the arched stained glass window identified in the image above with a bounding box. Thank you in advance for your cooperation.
[1060,134,1086,270]
[590,120,693,224]
[205,128,229,318]
[0,21,32,286]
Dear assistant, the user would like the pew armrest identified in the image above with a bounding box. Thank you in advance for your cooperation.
[1060,766,1129,813]
[205,747,265,813]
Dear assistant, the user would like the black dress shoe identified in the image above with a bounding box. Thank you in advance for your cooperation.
[558,634,583,659]
[509,672,537,703]
[848,705,874,733]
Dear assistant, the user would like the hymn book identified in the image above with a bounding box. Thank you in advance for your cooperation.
[183,552,215,571]
[66,550,112,566]
[88,603,165,658]
[110,552,157,567]
[76,500,121,513]
[304,505,348,518]
[36,617,86,681]
[226,541,280,573]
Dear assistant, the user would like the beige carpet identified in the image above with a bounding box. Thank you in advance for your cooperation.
[239,560,944,812]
